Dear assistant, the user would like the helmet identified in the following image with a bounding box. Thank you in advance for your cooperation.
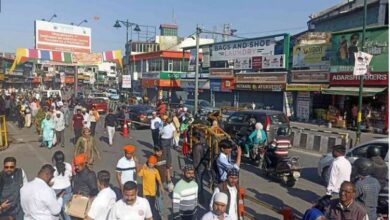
[367,146,381,158]
[354,158,373,176]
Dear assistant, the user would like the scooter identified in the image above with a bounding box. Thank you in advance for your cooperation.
[377,184,388,218]
[233,130,266,167]
[261,138,301,187]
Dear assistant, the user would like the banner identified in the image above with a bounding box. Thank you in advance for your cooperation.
[293,44,331,69]
[233,57,252,70]
[122,75,131,88]
[202,47,210,68]
[210,37,275,61]
[331,26,388,72]
[262,55,285,69]
[353,51,373,76]
[188,49,196,71]
[102,50,122,67]
[73,52,102,65]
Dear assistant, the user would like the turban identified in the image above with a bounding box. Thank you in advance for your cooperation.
[148,155,158,165]
[74,154,87,165]
[123,145,136,154]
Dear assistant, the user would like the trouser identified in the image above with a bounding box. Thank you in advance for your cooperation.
[145,196,161,220]
[161,138,172,167]
[0,205,24,220]
[366,207,377,220]
[90,121,97,136]
[17,115,24,128]
[54,186,72,220]
[56,130,65,147]
[173,133,180,147]
[107,126,115,145]
[151,129,160,147]
[5,108,10,117]
[24,114,31,127]
[43,140,53,149]
[74,128,82,144]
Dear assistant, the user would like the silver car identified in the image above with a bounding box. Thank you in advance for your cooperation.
[317,138,389,183]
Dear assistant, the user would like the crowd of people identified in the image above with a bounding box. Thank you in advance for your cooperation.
[0,89,388,220]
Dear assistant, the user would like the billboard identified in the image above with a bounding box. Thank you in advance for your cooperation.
[210,37,275,61]
[35,20,91,53]
[293,44,331,69]
[262,55,285,69]
[331,27,388,72]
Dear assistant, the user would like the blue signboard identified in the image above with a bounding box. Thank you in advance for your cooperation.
[210,79,221,92]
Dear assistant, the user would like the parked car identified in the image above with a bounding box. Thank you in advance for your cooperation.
[128,105,154,129]
[223,110,291,143]
[87,98,108,114]
[88,92,109,101]
[184,99,218,115]
[106,89,120,100]
[317,138,389,183]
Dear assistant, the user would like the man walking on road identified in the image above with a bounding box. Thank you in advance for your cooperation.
[105,109,117,147]
[216,140,242,183]
[72,108,84,144]
[150,111,162,148]
[116,145,138,190]
[326,145,351,196]
[72,154,98,197]
[0,157,28,220]
[210,169,241,220]
[202,192,232,220]
[53,110,65,148]
[20,164,64,220]
[89,106,100,136]
[173,165,198,220]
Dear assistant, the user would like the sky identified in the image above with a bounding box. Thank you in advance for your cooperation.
[0,0,342,53]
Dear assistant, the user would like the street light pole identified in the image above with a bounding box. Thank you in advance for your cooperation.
[355,0,367,145]
[194,25,201,116]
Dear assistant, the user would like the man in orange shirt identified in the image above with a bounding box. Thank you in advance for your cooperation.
[138,156,163,220]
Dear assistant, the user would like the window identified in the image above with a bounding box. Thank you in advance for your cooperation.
[270,114,288,125]
[228,113,246,123]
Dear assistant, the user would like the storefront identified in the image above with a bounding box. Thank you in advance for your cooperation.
[142,71,183,104]
[235,72,287,111]
[180,77,211,102]
[286,71,331,121]
[321,72,388,131]
[209,68,235,107]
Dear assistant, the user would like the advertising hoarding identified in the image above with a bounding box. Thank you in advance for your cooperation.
[122,75,131,88]
[331,27,388,72]
[35,20,91,53]
[262,55,285,69]
[292,44,331,69]
[233,57,252,70]
[209,68,234,78]
[210,37,275,61]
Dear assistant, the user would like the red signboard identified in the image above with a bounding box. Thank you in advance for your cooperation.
[330,72,388,86]
[159,79,180,87]
[221,78,235,92]
[142,79,158,88]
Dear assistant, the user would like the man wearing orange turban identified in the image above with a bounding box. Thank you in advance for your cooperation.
[116,145,138,191]
[72,153,98,197]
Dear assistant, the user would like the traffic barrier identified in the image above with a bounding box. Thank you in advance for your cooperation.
[281,207,294,220]
[0,115,9,150]
[291,128,348,153]
[122,120,128,138]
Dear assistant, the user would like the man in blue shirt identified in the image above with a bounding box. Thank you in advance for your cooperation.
[216,140,242,182]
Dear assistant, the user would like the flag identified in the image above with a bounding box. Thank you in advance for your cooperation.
[9,48,28,73]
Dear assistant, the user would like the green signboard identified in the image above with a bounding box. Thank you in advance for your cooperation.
[159,71,183,80]
[331,26,388,72]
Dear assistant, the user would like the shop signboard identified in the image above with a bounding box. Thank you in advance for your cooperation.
[330,72,388,86]
[210,37,275,61]
[233,57,252,70]
[286,84,328,91]
[291,71,329,83]
[181,79,210,89]
[141,72,160,79]
[210,79,221,91]
[292,44,331,70]
[331,27,388,72]
[35,20,91,53]
[262,55,285,69]
[159,79,180,87]
[236,73,286,84]
[122,75,131,88]
[160,72,182,80]
[221,79,235,92]
[142,79,158,88]
[252,56,262,71]
[209,68,234,78]
[235,83,285,91]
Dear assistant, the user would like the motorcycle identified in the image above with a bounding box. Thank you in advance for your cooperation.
[233,129,266,167]
[377,184,388,218]
[261,138,301,187]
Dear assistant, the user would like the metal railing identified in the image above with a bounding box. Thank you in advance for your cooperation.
[0,115,9,150]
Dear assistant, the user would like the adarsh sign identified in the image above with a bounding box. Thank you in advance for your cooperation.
[211,37,275,61]
[35,20,91,53]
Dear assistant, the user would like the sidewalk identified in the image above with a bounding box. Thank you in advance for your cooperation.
[291,121,388,144]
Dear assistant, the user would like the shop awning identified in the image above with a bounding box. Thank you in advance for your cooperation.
[322,87,387,97]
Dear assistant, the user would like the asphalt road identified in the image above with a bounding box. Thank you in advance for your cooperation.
[4,118,327,220]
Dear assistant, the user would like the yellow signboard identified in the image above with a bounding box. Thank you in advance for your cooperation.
[293,44,331,69]
[286,84,328,91]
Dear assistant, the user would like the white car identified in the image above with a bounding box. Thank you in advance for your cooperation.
[106,89,120,100]
[317,138,389,183]
[88,92,109,101]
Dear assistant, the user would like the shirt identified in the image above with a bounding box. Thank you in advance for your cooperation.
[138,167,161,196]
[51,162,72,190]
[72,114,84,129]
[355,175,381,208]
[150,117,162,130]
[210,186,238,220]
[87,187,117,220]
[83,113,91,128]
[53,112,65,131]
[72,168,98,197]
[327,156,351,194]
[116,157,136,184]
[201,211,232,220]
[108,197,152,220]
[20,177,63,220]
[216,153,240,182]
[160,123,175,139]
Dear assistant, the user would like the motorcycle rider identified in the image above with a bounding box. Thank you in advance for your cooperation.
[244,122,267,158]
[263,127,289,169]
[353,158,381,220]
[366,145,388,189]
